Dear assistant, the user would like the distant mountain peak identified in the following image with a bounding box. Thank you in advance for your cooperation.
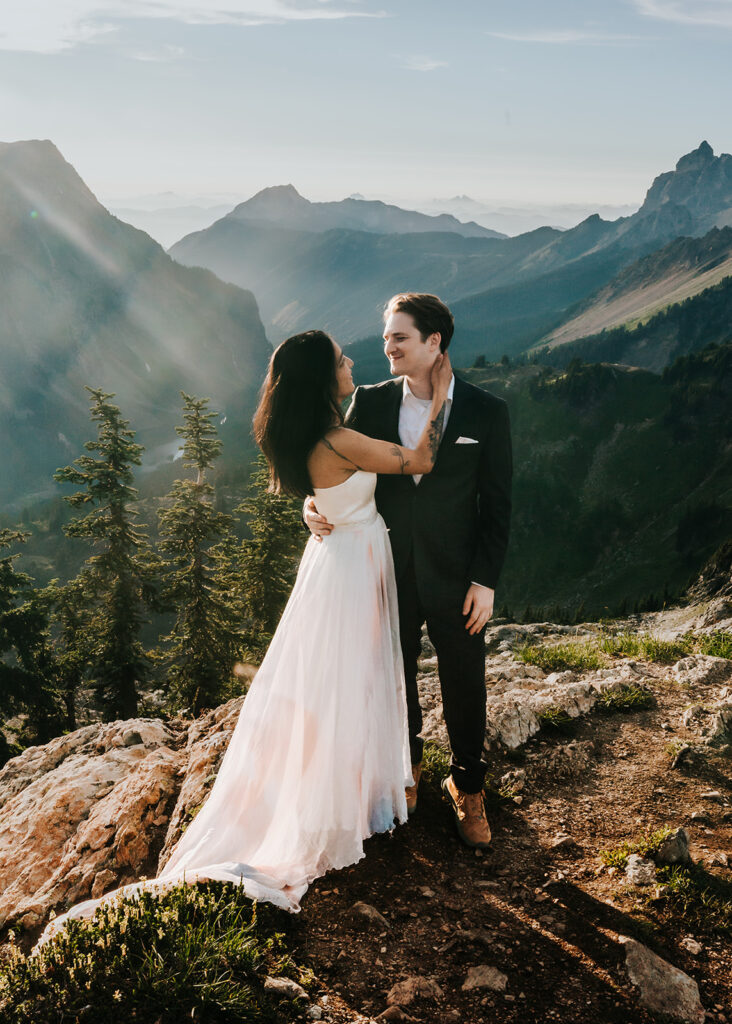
[640,141,732,231]
[676,140,714,172]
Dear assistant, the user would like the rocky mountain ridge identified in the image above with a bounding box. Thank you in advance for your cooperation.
[537,227,732,354]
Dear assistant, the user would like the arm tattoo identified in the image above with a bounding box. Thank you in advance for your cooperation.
[321,436,364,470]
[390,445,411,474]
[427,402,447,462]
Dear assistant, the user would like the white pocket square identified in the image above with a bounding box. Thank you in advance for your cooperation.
[455,436,479,444]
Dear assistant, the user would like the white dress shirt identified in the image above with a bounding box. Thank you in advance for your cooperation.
[398,374,455,485]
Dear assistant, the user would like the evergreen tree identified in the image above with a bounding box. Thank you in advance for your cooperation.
[54,387,160,720]
[0,530,62,751]
[236,454,306,652]
[157,394,244,714]
[43,577,92,732]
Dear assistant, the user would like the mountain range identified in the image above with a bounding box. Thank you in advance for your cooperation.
[2,136,731,618]
[169,142,732,355]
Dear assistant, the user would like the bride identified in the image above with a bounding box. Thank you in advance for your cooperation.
[35,329,451,947]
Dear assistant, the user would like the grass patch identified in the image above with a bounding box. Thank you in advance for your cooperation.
[598,629,732,664]
[692,630,732,660]
[516,640,606,673]
[0,881,306,1024]
[421,741,451,783]
[515,629,732,677]
[594,684,654,713]
[598,632,688,664]
[655,864,732,936]
[599,826,676,870]
[537,705,576,733]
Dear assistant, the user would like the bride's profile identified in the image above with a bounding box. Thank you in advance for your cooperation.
[35,328,451,948]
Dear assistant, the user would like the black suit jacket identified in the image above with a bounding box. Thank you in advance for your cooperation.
[344,374,512,611]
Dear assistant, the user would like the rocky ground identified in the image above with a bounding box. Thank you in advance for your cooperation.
[1,593,730,1023]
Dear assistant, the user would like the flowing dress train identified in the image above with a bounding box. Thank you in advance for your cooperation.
[35,470,411,947]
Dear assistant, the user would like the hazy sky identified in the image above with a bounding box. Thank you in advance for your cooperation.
[0,0,730,208]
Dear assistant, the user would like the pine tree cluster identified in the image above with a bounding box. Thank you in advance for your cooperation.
[0,389,305,761]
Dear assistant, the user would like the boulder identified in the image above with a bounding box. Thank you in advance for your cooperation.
[673,655,732,688]
[619,936,705,1023]
[0,697,245,933]
[654,828,691,867]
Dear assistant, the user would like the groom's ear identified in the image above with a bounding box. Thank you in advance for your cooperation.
[426,332,441,352]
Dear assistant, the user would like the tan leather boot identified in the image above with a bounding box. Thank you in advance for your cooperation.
[405,763,423,815]
[441,774,492,848]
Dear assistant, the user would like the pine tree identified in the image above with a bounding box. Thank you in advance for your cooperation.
[43,577,92,732]
[157,394,244,714]
[54,387,160,720]
[236,454,306,653]
[0,530,62,749]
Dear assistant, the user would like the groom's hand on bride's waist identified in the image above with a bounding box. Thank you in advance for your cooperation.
[462,583,494,634]
[304,496,334,542]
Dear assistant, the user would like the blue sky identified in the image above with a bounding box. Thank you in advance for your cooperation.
[0,0,730,208]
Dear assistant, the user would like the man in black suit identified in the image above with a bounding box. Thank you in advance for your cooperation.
[305,293,512,848]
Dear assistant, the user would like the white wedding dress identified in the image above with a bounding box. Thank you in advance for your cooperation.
[35,470,412,948]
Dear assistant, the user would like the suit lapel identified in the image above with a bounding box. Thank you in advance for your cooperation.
[431,374,471,471]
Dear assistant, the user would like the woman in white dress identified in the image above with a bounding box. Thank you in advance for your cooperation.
[35,330,451,948]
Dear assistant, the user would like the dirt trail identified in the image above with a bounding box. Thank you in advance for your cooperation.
[282,668,732,1023]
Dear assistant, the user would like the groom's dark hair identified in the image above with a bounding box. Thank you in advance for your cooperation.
[384,293,454,353]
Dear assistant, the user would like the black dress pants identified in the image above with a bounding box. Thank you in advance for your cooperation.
[396,555,488,794]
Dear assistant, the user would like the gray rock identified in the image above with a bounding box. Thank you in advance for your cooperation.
[680,936,703,957]
[655,828,691,867]
[386,976,443,1007]
[626,854,657,886]
[306,1007,323,1021]
[690,810,714,826]
[673,655,732,688]
[264,976,309,1001]
[348,901,390,929]
[619,936,705,1023]
[462,965,508,992]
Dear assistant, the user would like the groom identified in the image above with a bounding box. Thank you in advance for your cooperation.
[305,293,512,849]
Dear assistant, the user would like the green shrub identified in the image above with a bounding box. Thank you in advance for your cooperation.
[599,826,676,869]
[0,881,305,1024]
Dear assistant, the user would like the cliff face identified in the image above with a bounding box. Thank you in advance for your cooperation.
[0,139,272,508]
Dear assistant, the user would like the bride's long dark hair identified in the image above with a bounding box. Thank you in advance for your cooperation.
[253,330,345,497]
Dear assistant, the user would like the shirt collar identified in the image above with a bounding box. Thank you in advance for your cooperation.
[402,373,455,403]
